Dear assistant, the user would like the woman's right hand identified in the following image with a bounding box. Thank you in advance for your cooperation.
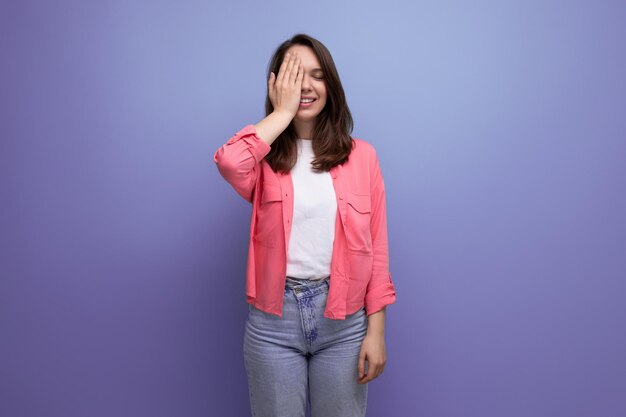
[268,52,303,118]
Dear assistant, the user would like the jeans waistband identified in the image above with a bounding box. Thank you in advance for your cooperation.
[285,275,330,291]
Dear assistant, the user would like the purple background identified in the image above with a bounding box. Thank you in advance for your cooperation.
[1,1,625,416]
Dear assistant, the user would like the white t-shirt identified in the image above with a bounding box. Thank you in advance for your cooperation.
[286,138,337,280]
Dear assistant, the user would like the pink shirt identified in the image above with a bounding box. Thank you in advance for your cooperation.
[214,124,396,319]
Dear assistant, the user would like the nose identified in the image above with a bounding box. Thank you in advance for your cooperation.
[301,74,312,92]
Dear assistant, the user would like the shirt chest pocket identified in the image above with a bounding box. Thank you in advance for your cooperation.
[345,191,372,253]
[261,182,283,204]
[254,183,283,247]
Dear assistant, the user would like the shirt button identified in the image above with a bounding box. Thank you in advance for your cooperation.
[339,195,344,200]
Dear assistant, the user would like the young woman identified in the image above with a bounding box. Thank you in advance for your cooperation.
[214,33,396,417]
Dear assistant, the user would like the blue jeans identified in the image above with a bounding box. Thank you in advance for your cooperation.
[243,276,368,417]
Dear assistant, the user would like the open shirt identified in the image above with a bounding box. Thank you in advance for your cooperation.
[213,124,396,319]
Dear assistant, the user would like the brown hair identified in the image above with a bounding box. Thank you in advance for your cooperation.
[263,33,355,174]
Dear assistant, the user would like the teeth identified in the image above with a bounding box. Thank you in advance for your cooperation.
[300,98,314,103]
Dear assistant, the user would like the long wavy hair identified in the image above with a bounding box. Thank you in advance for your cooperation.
[263,33,355,174]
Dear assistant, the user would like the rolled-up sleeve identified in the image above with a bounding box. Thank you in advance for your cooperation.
[213,124,272,203]
[364,146,397,316]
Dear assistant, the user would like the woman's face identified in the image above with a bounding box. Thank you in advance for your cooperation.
[286,45,327,124]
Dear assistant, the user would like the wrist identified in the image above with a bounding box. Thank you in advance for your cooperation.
[366,308,386,336]
[272,109,296,123]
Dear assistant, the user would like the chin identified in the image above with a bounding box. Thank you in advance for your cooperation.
[294,113,320,122]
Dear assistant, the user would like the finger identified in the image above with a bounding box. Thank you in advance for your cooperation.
[276,53,291,85]
[268,72,275,99]
[283,53,296,85]
[358,352,366,379]
[360,363,381,384]
[373,364,383,379]
[268,72,275,88]
[359,358,373,384]
[372,365,383,379]
[296,62,303,86]
[290,55,300,84]
[358,371,373,384]
[276,54,288,85]
[357,373,366,384]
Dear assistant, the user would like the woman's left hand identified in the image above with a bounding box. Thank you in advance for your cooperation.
[357,332,387,384]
